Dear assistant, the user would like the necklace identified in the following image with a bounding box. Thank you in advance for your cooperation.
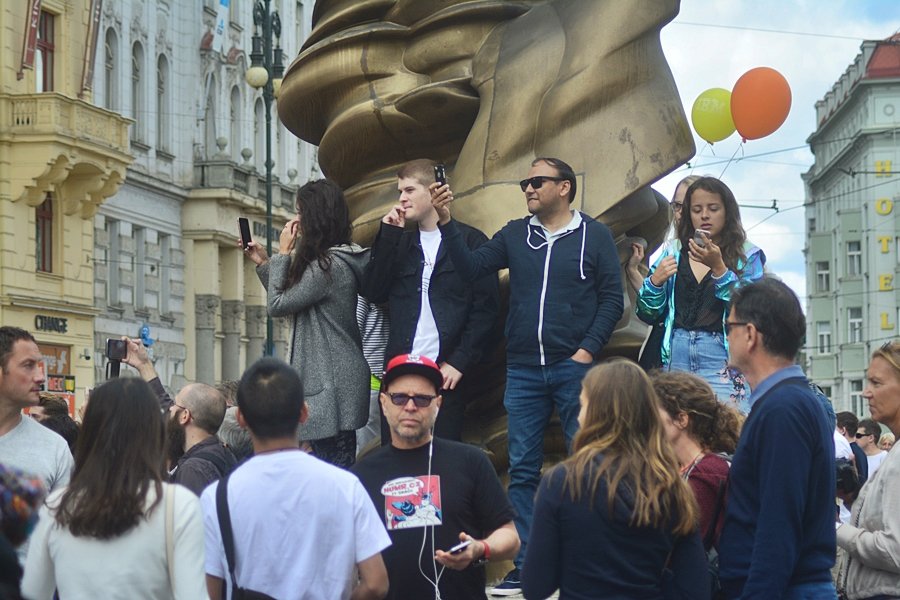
[680,450,706,478]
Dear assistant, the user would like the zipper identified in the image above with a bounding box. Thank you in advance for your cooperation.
[537,239,554,365]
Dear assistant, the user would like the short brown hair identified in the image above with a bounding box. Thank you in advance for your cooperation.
[38,393,70,418]
[397,159,438,187]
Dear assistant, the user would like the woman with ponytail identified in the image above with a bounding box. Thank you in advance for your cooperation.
[653,370,742,549]
[522,360,708,599]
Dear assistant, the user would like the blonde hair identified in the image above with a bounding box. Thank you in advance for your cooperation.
[563,360,698,535]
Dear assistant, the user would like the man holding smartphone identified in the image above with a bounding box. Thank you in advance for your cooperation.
[361,159,499,442]
[432,157,624,595]
[352,354,518,600]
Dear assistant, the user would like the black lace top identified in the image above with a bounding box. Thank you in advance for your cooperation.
[673,252,725,333]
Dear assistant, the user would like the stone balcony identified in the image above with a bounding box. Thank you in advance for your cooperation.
[0,92,133,218]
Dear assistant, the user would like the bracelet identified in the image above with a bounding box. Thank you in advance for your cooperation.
[481,539,491,561]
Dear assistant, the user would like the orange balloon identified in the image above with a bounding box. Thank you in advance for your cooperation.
[730,67,792,141]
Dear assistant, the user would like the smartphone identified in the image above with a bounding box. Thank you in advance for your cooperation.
[448,540,472,555]
[106,338,127,360]
[434,163,447,187]
[238,217,252,249]
[693,228,709,247]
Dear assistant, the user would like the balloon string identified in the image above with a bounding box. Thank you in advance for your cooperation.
[690,141,711,175]
[718,142,744,179]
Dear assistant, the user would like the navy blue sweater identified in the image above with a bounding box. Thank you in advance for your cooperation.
[439,213,623,366]
[718,373,836,599]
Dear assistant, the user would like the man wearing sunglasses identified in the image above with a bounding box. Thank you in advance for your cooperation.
[352,354,519,600]
[431,157,623,594]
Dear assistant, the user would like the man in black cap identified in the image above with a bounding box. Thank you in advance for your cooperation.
[352,354,519,600]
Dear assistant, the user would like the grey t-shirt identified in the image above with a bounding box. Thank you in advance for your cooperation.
[0,414,74,562]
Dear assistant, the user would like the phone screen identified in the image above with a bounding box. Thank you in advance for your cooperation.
[239,218,252,249]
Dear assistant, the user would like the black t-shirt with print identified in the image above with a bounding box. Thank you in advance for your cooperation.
[351,438,514,600]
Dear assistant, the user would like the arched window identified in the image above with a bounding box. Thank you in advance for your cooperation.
[157,55,170,151]
[254,98,264,171]
[131,42,145,142]
[230,86,241,162]
[104,29,118,111]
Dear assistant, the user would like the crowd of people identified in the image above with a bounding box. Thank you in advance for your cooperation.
[0,156,897,600]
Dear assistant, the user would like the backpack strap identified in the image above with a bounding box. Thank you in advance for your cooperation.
[704,478,727,551]
[215,472,239,594]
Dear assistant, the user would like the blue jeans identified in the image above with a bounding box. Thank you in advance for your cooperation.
[505,358,592,569]
[668,328,750,414]
[781,581,837,600]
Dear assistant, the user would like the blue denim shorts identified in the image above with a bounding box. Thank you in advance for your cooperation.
[668,328,749,414]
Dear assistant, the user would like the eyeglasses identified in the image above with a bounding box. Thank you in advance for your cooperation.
[382,392,438,408]
[671,201,683,212]
[519,176,567,192]
[856,432,873,438]
[724,321,750,335]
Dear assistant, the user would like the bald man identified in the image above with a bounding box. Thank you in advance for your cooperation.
[123,338,237,495]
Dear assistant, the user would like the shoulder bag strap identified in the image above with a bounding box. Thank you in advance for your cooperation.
[215,472,240,593]
[165,483,176,590]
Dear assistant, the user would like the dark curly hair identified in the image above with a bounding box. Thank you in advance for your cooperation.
[676,177,748,274]
[285,179,353,288]
[651,370,742,455]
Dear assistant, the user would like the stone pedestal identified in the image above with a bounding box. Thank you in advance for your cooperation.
[195,294,220,384]
[221,299,244,381]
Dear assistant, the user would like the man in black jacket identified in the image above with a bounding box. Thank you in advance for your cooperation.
[361,159,499,441]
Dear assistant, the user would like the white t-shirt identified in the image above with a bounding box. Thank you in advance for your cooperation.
[21,483,207,600]
[867,450,888,477]
[200,450,391,600]
[834,430,852,460]
[411,228,442,361]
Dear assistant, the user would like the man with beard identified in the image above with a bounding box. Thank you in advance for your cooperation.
[123,338,236,495]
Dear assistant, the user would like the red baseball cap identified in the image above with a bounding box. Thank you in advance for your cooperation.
[381,354,443,391]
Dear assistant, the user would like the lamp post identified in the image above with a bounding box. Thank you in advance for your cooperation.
[245,0,282,357]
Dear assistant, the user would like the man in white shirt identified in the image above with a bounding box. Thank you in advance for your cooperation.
[200,358,390,600]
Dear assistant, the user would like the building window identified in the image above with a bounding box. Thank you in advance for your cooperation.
[160,234,171,314]
[108,220,120,304]
[847,241,861,277]
[132,43,145,142]
[848,307,863,344]
[35,194,53,272]
[104,29,118,110]
[816,321,832,354]
[135,227,146,309]
[230,86,241,161]
[849,379,864,415]
[816,261,830,292]
[807,217,816,233]
[36,11,55,92]
[254,98,264,169]
[157,55,170,151]
[205,75,217,159]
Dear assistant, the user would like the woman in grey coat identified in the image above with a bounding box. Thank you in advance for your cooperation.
[244,179,370,467]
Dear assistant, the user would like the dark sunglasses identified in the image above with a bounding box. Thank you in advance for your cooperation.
[856,432,873,438]
[519,176,567,192]
[383,392,438,408]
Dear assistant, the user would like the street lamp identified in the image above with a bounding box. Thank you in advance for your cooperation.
[245,0,283,357]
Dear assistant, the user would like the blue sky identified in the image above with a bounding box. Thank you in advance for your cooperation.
[655,0,900,304]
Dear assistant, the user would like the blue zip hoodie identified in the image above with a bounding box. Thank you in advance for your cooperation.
[439,212,623,366]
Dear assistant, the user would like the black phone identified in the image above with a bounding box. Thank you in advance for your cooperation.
[434,164,447,187]
[106,338,127,361]
[239,218,252,249]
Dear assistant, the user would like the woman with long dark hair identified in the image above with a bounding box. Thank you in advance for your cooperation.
[653,371,742,550]
[636,177,765,413]
[21,378,206,599]
[244,178,370,467]
[522,360,708,599]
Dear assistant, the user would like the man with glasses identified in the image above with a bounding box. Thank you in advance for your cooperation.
[718,277,837,600]
[431,157,623,594]
[856,418,888,477]
[352,353,519,600]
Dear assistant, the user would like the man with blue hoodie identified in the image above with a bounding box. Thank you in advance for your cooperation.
[433,157,624,595]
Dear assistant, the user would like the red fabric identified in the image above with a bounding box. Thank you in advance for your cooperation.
[687,453,730,549]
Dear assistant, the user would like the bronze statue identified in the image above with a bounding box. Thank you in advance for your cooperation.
[277,0,694,462]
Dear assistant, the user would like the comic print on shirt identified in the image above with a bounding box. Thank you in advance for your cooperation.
[380,475,442,530]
